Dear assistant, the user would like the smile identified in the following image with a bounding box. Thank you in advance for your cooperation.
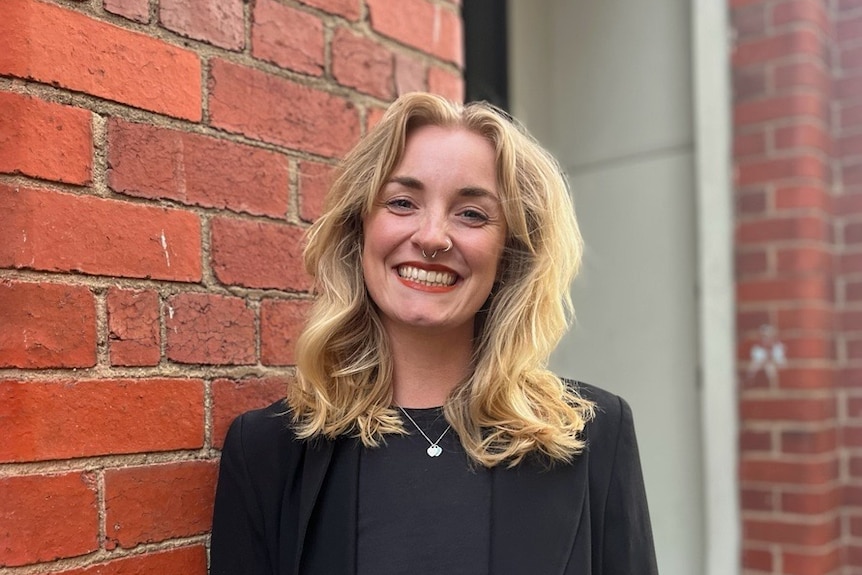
[397,265,457,287]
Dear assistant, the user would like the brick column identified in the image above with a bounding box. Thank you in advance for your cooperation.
[732,1,840,573]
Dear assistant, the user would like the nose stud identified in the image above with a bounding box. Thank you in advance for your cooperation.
[422,238,453,259]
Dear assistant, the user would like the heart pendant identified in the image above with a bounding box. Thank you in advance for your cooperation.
[427,444,443,457]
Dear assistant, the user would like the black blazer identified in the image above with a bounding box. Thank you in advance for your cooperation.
[210,383,658,575]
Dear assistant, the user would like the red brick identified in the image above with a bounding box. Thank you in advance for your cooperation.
[775,123,830,153]
[771,0,829,33]
[776,247,833,273]
[734,131,766,158]
[781,486,839,514]
[835,191,862,213]
[741,429,773,451]
[160,0,243,50]
[733,5,767,39]
[0,281,95,369]
[782,548,841,575]
[367,0,462,66]
[848,337,862,358]
[166,292,255,365]
[843,162,862,186]
[846,280,862,302]
[738,309,771,332]
[0,473,98,566]
[104,0,149,23]
[0,0,201,120]
[743,547,773,571]
[776,367,835,389]
[736,249,770,276]
[836,75,862,102]
[0,91,92,185]
[840,133,862,158]
[211,217,312,291]
[736,188,768,215]
[734,68,767,102]
[737,277,833,302]
[845,221,862,244]
[396,53,427,95]
[734,94,828,126]
[260,299,312,365]
[843,309,862,331]
[212,377,288,447]
[366,106,387,131]
[741,456,838,484]
[108,119,289,218]
[299,160,334,222]
[840,102,862,129]
[776,307,834,332]
[252,0,324,76]
[733,28,825,67]
[332,27,394,99]
[105,461,217,548]
[428,66,465,103]
[736,215,831,243]
[0,185,202,281]
[743,516,840,545]
[56,546,207,575]
[774,60,830,95]
[741,487,775,510]
[774,185,831,211]
[838,0,862,11]
[740,396,835,422]
[209,59,360,158]
[781,428,838,454]
[299,0,360,20]
[107,288,160,367]
[841,251,862,275]
[736,155,827,186]
[0,379,204,462]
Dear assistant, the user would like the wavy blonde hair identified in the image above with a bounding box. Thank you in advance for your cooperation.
[288,92,594,467]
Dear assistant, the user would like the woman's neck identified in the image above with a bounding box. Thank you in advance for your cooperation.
[385,322,474,408]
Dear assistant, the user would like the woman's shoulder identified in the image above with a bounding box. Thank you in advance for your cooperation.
[562,377,629,420]
[221,399,301,461]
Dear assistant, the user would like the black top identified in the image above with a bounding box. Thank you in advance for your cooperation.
[209,382,658,575]
[357,407,491,575]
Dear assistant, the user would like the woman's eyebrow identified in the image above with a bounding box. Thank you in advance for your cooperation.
[387,176,499,202]
[388,175,423,189]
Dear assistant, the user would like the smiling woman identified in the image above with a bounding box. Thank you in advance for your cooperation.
[210,92,658,575]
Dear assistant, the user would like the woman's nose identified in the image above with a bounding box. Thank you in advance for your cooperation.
[412,212,451,255]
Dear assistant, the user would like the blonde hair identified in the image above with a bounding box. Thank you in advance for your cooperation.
[289,92,594,467]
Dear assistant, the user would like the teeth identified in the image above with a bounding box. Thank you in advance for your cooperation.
[398,265,456,287]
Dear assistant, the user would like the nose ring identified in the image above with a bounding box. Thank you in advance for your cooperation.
[422,238,453,259]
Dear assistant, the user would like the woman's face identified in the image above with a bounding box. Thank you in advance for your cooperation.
[361,124,507,337]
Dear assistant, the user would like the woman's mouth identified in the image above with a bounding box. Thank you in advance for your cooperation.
[397,265,457,287]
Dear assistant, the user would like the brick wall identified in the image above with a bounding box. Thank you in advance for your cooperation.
[0,0,462,571]
[732,0,860,573]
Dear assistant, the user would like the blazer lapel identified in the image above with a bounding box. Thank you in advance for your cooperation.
[294,436,360,575]
[489,456,588,575]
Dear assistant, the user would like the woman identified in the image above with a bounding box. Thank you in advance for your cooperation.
[210,93,657,575]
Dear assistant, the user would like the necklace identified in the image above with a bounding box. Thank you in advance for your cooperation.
[397,405,452,457]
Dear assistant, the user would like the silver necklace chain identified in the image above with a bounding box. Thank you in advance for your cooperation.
[397,405,452,457]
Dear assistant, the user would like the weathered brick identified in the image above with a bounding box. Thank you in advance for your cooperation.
[0,0,201,120]
[741,396,836,422]
[733,131,766,158]
[777,307,835,332]
[252,0,325,76]
[743,516,840,545]
[209,59,361,158]
[736,216,831,244]
[743,547,773,571]
[166,292,255,365]
[395,53,427,95]
[299,0,360,20]
[367,0,462,66]
[0,473,98,566]
[775,123,830,153]
[737,277,833,302]
[0,379,204,462]
[104,0,149,23]
[771,0,829,33]
[732,28,824,67]
[212,377,288,447]
[105,461,217,548]
[56,546,207,575]
[0,281,96,369]
[0,185,202,281]
[781,428,838,455]
[332,27,393,99]
[736,156,827,185]
[735,249,769,276]
[210,217,312,291]
[740,457,838,485]
[160,0,244,50]
[0,91,92,185]
[260,299,312,366]
[427,65,464,102]
[774,185,831,211]
[782,548,841,575]
[734,94,828,126]
[108,119,289,218]
[298,160,334,222]
[107,288,160,367]
[776,247,833,273]
[732,5,766,39]
[774,60,830,93]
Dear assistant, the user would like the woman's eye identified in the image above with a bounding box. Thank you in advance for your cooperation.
[460,209,489,223]
[386,198,415,211]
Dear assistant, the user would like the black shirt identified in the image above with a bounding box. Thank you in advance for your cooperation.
[357,407,491,575]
